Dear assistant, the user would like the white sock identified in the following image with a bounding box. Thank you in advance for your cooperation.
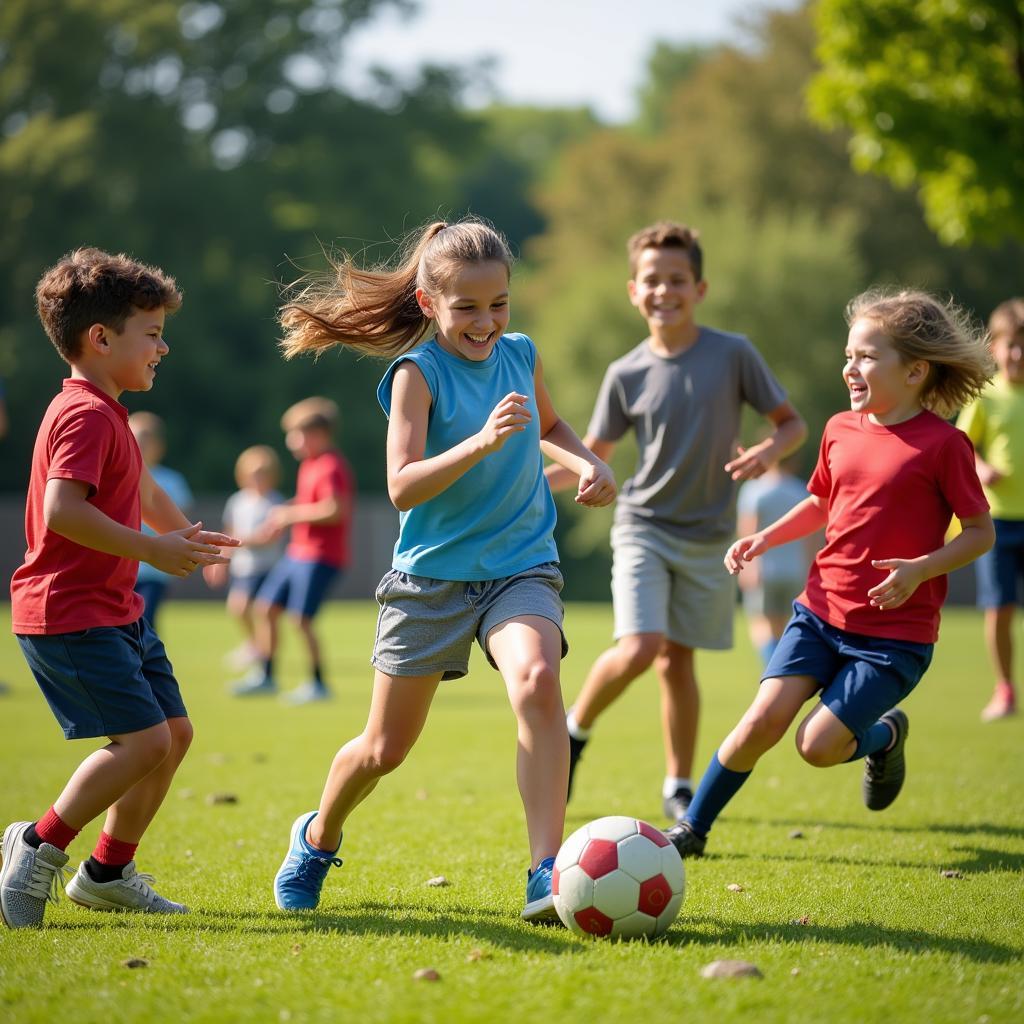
[566,709,591,741]
[663,776,693,798]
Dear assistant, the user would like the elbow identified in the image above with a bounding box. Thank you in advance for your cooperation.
[981,521,996,555]
[387,483,414,513]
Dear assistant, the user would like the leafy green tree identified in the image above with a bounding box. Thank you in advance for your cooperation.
[809,0,1024,245]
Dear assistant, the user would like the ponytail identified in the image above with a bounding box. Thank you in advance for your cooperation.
[280,217,512,360]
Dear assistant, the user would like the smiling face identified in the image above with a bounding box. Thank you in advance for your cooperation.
[843,318,929,423]
[103,306,168,394]
[627,247,706,338]
[417,260,510,362]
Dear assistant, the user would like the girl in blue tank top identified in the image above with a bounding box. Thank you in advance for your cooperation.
[271,218,616,923]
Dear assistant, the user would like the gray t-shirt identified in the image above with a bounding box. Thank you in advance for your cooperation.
[588,327,787,541]
[737,473,811,580]
[223,488,285,578]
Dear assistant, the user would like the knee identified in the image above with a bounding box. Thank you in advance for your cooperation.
[127,723,173,772]
[363,735,411,776]
[511,662,562,721]
[618,634,662,673]
[167,717,194,761]
[735,707,788,752]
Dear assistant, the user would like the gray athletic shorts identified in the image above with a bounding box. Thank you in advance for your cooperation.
[610,521,735,650]
[371,562,568,680]
[742,577,806,618]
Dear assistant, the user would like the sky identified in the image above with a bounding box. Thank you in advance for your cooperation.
[339,0,802,122]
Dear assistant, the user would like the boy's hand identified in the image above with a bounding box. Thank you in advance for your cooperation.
[575,460,616,508]
[868,558,927,610]
[147,522,232,578]
[977,463,1003,487]
[725,534,767,574]
[203,561,229,588]
[478,393,531,454]
[725,444,771,481]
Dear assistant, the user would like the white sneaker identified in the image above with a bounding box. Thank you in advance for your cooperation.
[283,681,331,705]
[66,861,188,914]
[0,821,71,929]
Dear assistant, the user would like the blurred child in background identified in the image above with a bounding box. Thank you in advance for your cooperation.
[130,411,194,627]
[204,445,285,670]
[736,452,819,666]
[231,398,354,704]
[957,298,1024,722]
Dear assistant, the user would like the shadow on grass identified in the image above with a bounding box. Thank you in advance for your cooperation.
[724,815,1024,841]
[54,899,575,955]
[665,914,1021,964]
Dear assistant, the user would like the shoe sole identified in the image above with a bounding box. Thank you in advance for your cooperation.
[522,894,560,923]
[66,888,187,913]
[274,813,319,911]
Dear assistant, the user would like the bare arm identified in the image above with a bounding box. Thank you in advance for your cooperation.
[867,512,995,610]
[44,478,232,577]
[534,354,615,507]
[385,362,531,511]
[268,493,349,530]
[725,494,827,574]
[725,401,808,482]
[139,464,192,533]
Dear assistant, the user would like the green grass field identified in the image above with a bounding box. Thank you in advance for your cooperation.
[1,602,1021,1024]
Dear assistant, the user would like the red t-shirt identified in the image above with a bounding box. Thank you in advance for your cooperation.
[11,379,145,634]
[287,449,354,569]
[798,410,989,644]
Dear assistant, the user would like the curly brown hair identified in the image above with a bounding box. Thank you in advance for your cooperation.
[626,221,703,280]
[845,288,995,418]
[35,247,181,363]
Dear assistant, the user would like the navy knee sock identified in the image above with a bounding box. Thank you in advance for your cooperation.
[847,719,894,761]
[684,750,752,838]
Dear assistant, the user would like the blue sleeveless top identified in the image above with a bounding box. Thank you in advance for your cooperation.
[377,333,559,581]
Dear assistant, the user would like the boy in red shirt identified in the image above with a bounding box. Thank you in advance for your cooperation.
[232,397,354,704]
[666,289,996,859]
[2,248,236,929]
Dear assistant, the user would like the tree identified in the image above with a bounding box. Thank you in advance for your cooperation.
[809,0,1024,245]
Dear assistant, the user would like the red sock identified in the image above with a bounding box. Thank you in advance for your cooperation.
[34,806,80,851]
[92,831,139,866]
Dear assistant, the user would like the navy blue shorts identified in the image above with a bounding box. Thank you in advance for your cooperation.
[17,618,187,740]
[763,602,933,739]
[256,556,339,619]
[228,570,271,601]
[975,518,1024,609]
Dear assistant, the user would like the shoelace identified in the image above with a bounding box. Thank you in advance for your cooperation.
[292,853,342,884]
[27,858,72,905]
[123,868,160,898]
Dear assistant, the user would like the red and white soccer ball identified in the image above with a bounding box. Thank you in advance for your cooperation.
[552,815,685,939]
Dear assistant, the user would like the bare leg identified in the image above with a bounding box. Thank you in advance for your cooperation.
[227,589,256,644]
[101,717,194,843]
[984,605,1015,687]
[571,632,663,730]
[252,599,281,663]
[52,722,174,832]
[794,703,857,766]
[718,675,820,772]
[656,641,698,779]
[488,615,568,869]
[306,672,441,852]
[293,614,322,679]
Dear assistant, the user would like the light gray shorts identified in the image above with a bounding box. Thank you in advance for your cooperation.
[371,562,568,680]
[610,521,735,650]
[742,577,806,619]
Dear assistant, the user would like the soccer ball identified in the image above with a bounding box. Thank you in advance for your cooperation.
[552,815,685,939]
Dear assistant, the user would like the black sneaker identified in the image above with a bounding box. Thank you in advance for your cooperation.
[862,708,909,811]
[662,786,693,823]
[664,820,706,859]
[567,735,588,800]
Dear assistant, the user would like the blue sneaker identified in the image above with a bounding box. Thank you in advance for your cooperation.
[522,856,559,923]
[273,812,342,911]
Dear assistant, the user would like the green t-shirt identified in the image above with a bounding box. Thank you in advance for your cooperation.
[957,375,1024,519]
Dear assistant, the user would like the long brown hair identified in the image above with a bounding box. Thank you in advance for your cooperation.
[280,219,513,360]
[846,288,995,418]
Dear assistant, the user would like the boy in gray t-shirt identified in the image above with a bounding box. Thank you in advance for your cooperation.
[548,221,806,822]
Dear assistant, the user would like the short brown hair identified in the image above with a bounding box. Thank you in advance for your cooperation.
[845,288,995,418]
[35,247,182,362]
[626,221,703,280]
[281,396,339,434]
[989,298,1024,341]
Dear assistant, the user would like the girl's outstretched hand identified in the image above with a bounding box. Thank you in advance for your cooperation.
[575,460,616,508]
[478,392,531,454]
[724,534,766,574]
[868,558,926,610]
